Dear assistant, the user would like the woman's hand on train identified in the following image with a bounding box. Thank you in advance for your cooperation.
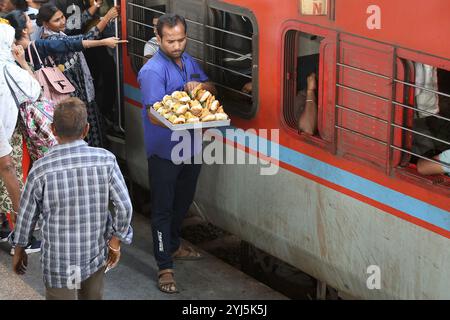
[11,44,28,69]
[102,37,128,48]
[105,6,119,21]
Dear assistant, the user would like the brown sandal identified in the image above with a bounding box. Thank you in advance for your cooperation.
[157,269,179,294]
[172,245,203,260]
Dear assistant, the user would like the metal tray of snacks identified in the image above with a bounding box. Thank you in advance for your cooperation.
[147,86,231,131]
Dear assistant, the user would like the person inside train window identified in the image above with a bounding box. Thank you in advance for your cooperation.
[138,13,217,294]
[417,149,450,176]
[212,12,253,113]
[143,16,158,63]
[296,71,318,135]
[411,67,450,161]
[293,39,320,135]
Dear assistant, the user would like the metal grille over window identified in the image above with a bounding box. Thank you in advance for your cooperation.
[204,8,255,117]
[126,0,258,119]
[126,1,166,73]
[335,36,397,173]
[391,64,450,184]
[334,34,450,184]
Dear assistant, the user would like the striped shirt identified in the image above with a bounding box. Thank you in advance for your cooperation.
[14,140,133,288]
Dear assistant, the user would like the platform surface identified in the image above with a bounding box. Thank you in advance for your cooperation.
[0,213,287,300]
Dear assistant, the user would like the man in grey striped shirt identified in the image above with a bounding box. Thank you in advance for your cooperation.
[12,97,133,300]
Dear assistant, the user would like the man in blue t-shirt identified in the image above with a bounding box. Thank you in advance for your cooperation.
[137,13,217,294]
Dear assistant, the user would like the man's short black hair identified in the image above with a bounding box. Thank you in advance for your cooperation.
[53,97,88,139]
[156,13,187,38]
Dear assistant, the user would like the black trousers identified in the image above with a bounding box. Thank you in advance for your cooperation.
[148,156,202,270]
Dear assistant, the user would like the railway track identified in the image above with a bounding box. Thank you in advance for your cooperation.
[180,212,337,300]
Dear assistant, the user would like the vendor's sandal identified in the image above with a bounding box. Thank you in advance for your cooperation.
[158,269,179,294]
[172,244,203,260]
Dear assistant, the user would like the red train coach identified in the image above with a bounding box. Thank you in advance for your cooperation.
[117,0,450,299]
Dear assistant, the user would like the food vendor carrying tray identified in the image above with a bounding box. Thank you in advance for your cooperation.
[147,84,230,131]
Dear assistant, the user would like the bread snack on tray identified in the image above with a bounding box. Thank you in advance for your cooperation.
[149,84,229,125]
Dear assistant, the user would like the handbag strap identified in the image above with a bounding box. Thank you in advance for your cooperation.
[28,41,44,69]
[4,65,35,100]
[3,65,22,108]
[3,65,54,120]
[46,55,57,67]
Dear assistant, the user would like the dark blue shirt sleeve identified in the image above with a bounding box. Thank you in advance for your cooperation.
[33,38,84,57]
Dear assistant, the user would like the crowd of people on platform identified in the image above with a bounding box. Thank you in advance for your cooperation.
[0,0,132,300]
[0,1,448,300]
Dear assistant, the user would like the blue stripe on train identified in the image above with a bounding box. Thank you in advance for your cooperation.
[124,84,450,232]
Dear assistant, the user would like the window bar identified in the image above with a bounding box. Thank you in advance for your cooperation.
[202,0,208,75]
[204,61,253,79]
[205,43,252,60]
[391,123,450,147]
[394,79,450,98]
[127,2,165,15]
[335,125,388,146]
[128,19,152,29]
[336,83,391,102]
[128,30,203,49]
[128,35,148,44]
[392,100,450,122]
[333,33,341,155]
[390,145,450,172]
[114,0,124,133]
[213,82,252,98]
[387,48,397,176]
[335,104,388,124]
[289,31,298,128]
[128,51,146,60]
[337,63,391,80]
[184,17,204,27]
[128,19,204,44]
[204,24,253,41]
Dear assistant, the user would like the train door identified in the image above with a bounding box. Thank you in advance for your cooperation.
[124,0,167,190]
[123,0,257,190]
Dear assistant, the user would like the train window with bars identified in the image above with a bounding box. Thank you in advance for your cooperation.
[126,1,167,73]
[392,59,450,189]
[126,0,258,119]
[204,5,257,118]
[284,28,336,149]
